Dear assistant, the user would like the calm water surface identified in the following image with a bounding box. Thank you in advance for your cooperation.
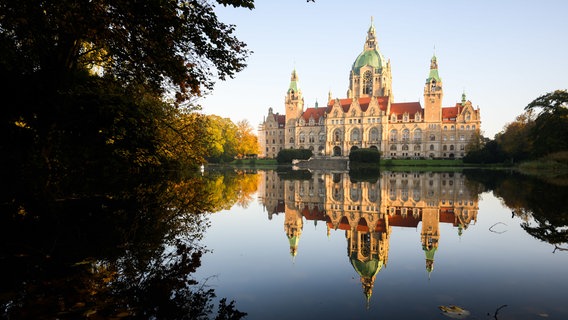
[195,169,568,320]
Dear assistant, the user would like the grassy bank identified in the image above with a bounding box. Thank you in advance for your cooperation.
[517,152,568,185]
[224,158,279,169]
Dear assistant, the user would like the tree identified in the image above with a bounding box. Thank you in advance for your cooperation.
[157,112,211,168]
[235,119,259,158]
[524,90,568,157]
[0,0,255,173]
[0,0,254,102]
[204,115,239,163]
[495,111,534,162]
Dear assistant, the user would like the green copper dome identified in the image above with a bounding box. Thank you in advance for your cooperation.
[350,254,383,278]
[352,49,383,74]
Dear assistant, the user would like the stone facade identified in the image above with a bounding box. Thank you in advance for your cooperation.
[258,170,479,303]
[259,20,481,159]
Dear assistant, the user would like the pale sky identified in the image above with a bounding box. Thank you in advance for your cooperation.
[200,0,567,138]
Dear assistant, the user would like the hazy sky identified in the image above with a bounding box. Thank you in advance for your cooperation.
[200,0,567,138]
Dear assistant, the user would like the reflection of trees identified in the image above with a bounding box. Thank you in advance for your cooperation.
[465,170,568,248]
[0,170,251,319]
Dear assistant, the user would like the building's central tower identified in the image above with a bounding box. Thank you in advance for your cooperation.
[348,18,393,102]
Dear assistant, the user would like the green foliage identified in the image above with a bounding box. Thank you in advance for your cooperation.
[348,167,380,183]
[276,149,312,164]
[494,112,534,162]
[0,0,255,175]
[463,140,506,164]
[277,169,313,180]
[204,116,260,163]
[0,0,253,101]
[349,148,380,163]
[465,89,568,164]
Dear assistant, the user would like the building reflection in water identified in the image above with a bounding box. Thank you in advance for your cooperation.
[258,170,479,305]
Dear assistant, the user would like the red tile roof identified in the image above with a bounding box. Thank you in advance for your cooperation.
[272,113,286,127]
[326,217,388,232]
[388,212,421,228]
[441,106,458,120]
[326,96,389,113]
[301,107,327,122]
[301,205,327,221]
[439,208,455,224]
[327,98,353,113]
[390,102,423,120]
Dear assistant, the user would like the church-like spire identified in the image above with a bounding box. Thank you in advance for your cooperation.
[288,68,299,94]
[426,55,441,83]
[365,16,378,51]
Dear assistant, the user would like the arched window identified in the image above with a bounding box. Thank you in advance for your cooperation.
[390,144,397,151]
[309,132,315,143]
[390,129,397,142]
[290,137,294,143]
[370,128,379,141]
[299,132,305,143]
[319,132,326,142]
[350,185,360,202]
[450,145,455,151]
[430,144,434,151]
[351,128,361,141]
[430,134,436,141]
[414,129,422,141]
[415,112,421,122]
[443,145,447,151]
[414,144,421,151]
[334,129,342,142]
[332,186,343,201]
[402,144,409,151]
[363,70,373,95]
[402,129,410,141]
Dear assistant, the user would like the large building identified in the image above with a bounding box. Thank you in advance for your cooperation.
[258,170,479,305]
[259,20,481,159]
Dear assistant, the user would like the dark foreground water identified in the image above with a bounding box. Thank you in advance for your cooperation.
[1,168,567,319]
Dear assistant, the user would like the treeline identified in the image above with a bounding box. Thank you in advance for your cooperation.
[161,113,259,167]
[465,90,568,164]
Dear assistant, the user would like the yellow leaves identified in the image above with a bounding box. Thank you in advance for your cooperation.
[79,41,111,76]
[17,206,27,216]
[439,305,470,319]
[14,120,30,129]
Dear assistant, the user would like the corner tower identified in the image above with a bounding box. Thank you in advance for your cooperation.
[348,18,392,101]
[424,55,443,122]
[285,68,304,121]
[285,68,304,149]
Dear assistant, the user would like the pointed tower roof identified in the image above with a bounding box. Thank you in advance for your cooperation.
[350,252,383,304]
[424,245,437,276]
[288,235,299,257]
[352,17,386,74]
[288,68,299,93]
[426,55,442,83]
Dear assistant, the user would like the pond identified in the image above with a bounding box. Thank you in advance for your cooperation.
[1,168,567,319]
[195,169,568,320]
